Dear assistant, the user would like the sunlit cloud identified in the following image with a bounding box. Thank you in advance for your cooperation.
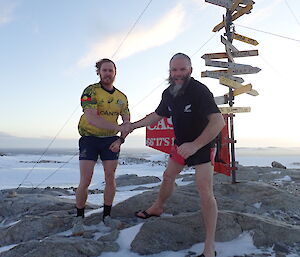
[0,2,17,26]
[78,4,186,68]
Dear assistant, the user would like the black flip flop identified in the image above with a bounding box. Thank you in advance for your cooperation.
[197,251,217,257]
[134,210,160,219]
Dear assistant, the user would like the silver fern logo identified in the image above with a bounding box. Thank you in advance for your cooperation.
[184,104,191,112]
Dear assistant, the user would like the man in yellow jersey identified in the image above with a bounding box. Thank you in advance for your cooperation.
[72,58,130,236]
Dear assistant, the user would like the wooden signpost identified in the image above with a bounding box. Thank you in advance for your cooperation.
[203,0,260,182]
[233,33,259,45]
[201,50,259,59]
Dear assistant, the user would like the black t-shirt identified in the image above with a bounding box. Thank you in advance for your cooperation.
[155,77,220,147]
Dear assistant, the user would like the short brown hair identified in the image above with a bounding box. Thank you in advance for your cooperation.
[95,58,116,72]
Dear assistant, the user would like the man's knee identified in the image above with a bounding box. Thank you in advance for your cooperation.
[163,170,177,182]
[104,171,116,186]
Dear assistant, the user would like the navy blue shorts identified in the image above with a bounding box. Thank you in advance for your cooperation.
[79,136,120,162]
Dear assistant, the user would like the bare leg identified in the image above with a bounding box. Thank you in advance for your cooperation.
[136,158,184,217]
[102,160,118,206]
[195,162,217,257]
[76,160,96,209]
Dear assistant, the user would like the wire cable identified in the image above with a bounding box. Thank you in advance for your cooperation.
[23,1,154,189]
[111,0,154,59]
[235,24,300,43]
[33,153,77,189]
[131,32,220,108]
[16,105,80,190]
[284,0,300,28]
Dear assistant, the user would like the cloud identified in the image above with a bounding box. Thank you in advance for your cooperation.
[78,4,186,68]
[0,2,17,26]
[237,0,284,26]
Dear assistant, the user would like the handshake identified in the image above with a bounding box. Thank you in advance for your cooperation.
[117,121,136,134]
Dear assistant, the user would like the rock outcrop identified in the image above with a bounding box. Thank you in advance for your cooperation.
[1,166,300,256]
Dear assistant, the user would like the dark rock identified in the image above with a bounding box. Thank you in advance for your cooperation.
[0,236,119,257]
[271,161,287,169]
[116,174,161,187]
[130,210,300,255]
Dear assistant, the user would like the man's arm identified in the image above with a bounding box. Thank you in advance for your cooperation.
[177,113,225,159]
[109,114,131,152]
[84,108,123,132]
[120,114,131,139]
[132,112,163,130]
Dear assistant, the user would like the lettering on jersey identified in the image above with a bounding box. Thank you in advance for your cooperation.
[184,104,192,113]
[99,111,119,116]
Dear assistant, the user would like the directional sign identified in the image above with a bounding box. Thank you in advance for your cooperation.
[201,70,245,83]
[232,3,253,20]
[202,71,245,83]
[201,50,259,59]
[233,33,259,45]
[214,95,229,105]
[232,84,252,96]
[205,59,254,70]
[219,76,259,96]
[232,50,259,58]
[231,66,261,75]
[230,0,243,12]
[205,0,232,9]
[221,36,239,52]
[213,4,253,32]
[219,107,251,114]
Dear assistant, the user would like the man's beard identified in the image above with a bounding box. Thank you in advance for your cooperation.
[100,75,115,86]
[168,74,191,97]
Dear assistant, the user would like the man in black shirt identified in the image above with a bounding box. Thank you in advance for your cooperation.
[130,53,225,257]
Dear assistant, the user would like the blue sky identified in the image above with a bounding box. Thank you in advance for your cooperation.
[1,0,300,149]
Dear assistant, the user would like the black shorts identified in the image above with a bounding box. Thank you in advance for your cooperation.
[79,136,120,162]
[170,144,215,167]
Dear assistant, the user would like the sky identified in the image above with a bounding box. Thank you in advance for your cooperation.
[0,0,300,149]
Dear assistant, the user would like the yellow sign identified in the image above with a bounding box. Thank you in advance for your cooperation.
[213,3,253,32]
[201,50,259,59]
[219,107,251,114]
[233,84,252,96]
[219,76,259,96]
[233,33,259,46]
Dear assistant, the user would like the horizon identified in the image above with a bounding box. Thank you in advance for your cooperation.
[1,0,300,149]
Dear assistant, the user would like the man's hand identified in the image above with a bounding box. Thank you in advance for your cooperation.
[177,142,199,159]
[109,138,122,153]
[119,121,134,134]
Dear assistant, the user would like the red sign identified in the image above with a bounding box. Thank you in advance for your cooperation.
[146,116,232,176]
[146,117,175,154]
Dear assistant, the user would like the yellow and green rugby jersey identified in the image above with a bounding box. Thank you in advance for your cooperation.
[78,83,130,137]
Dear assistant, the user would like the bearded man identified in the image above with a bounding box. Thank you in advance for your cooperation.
[131,53,224,257]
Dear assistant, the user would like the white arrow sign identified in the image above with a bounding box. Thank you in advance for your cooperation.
[205,59,254,70]
[201,71,244,83]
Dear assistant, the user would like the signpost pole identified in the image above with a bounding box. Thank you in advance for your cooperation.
[225,9,237,184]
